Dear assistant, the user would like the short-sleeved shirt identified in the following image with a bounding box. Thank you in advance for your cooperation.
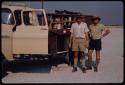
[89,23,106,39]
[70,22,89,38]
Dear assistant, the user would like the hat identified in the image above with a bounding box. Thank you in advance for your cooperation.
[92,16,101,21]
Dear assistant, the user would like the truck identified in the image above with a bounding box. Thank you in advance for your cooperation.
[1,3,67,76]
[1,3,93,76]
[2,4,48,60]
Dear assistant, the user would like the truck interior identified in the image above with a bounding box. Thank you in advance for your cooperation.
[47,14,77,54]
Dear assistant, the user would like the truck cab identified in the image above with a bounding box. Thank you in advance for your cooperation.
[1,4,93,61]
[2,4,49,60]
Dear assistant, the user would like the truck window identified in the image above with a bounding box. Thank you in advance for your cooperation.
[36,11,46,26]
[14,10,22,25]
[23,11,33,25]
[23,11,46,26]
[1,8,15,25]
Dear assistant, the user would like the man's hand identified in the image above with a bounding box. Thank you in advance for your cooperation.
[85,40,89,48]
[85,32,89,48]
[69,33,73,48]
[69,43,72,48]
[102,28,111,38]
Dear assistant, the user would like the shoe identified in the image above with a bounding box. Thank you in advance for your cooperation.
[86,66,92,70]
[82,67,86,73]
[72,67,77,72]
[94,66,98,72]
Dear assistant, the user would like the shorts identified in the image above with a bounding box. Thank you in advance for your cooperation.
[89,38,102,50]
[72,38,86,52]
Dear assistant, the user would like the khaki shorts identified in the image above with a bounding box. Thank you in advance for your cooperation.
[72,38,86,52]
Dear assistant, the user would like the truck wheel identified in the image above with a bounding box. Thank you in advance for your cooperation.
[2,54,15,77]
[48,55,52,66]
[65,53,70,65]
[57,53,68,65]
[2,57,8,78]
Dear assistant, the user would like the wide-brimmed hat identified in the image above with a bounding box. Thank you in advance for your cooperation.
[92,16,101,21]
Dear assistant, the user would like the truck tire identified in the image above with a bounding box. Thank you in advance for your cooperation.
[1,53,14,77]
[1,55,8,78]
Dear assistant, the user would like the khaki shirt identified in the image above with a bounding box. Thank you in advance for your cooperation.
[89,23,105,39]
[70,22,89,38]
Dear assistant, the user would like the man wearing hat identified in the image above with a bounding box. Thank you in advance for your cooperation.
[69,16,89,73]
[87,16,110,72]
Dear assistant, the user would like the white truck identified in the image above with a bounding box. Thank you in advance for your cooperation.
[2,3,71,76]
[1,4,69,62]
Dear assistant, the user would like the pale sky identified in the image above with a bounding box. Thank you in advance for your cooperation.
[3,1,123,25]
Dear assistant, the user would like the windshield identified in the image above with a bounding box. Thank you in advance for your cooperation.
[1,8,15,25]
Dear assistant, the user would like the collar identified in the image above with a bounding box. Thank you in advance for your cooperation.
[93,23,100,26]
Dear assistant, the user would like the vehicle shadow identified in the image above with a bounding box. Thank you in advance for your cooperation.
[3,56,67,74]
[4,59,52,73]
[2,52,95,76]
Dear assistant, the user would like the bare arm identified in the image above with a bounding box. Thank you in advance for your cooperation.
[69,33,73,48]
[84,23,90,41]
[85,32,89,48]
[102,28,111,38]
[85,32,89,41]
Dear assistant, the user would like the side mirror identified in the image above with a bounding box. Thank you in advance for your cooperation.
[12,25,16,32]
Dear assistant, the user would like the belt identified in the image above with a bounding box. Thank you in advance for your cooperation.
[75,37,85,39]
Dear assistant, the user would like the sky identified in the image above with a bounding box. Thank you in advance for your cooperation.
[3,1,123,25]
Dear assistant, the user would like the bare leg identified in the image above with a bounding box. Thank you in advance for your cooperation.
[72,51,78,72]
[95,50,100,66]
[80,51,86,73]
[94,50,100,72]
[73,51,78,67]
[81,52,85,67]
[88,49,92,66]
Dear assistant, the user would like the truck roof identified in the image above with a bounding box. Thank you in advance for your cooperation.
[2,4,34,11]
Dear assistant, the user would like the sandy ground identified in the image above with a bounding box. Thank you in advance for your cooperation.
[2,26,123,83]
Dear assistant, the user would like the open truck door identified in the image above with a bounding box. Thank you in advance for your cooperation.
[13,9,49,55]
[1,8,15,60]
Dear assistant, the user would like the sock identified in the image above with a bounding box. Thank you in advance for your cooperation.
[88,58,92,66]
[81,58,86,68]
[96,58,100,66]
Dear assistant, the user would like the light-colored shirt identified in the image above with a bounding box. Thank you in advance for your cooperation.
[70,22,89,38]
[89,23,106,39]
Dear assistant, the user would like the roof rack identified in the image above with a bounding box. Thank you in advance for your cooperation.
[55,10,82,15]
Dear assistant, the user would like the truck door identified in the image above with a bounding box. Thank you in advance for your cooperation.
[13,9,48,54]
[1,8,15,60]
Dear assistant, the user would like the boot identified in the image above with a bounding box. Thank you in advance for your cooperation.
[72,67,77,72]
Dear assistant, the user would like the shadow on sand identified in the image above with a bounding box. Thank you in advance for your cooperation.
[2,51,95,78]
